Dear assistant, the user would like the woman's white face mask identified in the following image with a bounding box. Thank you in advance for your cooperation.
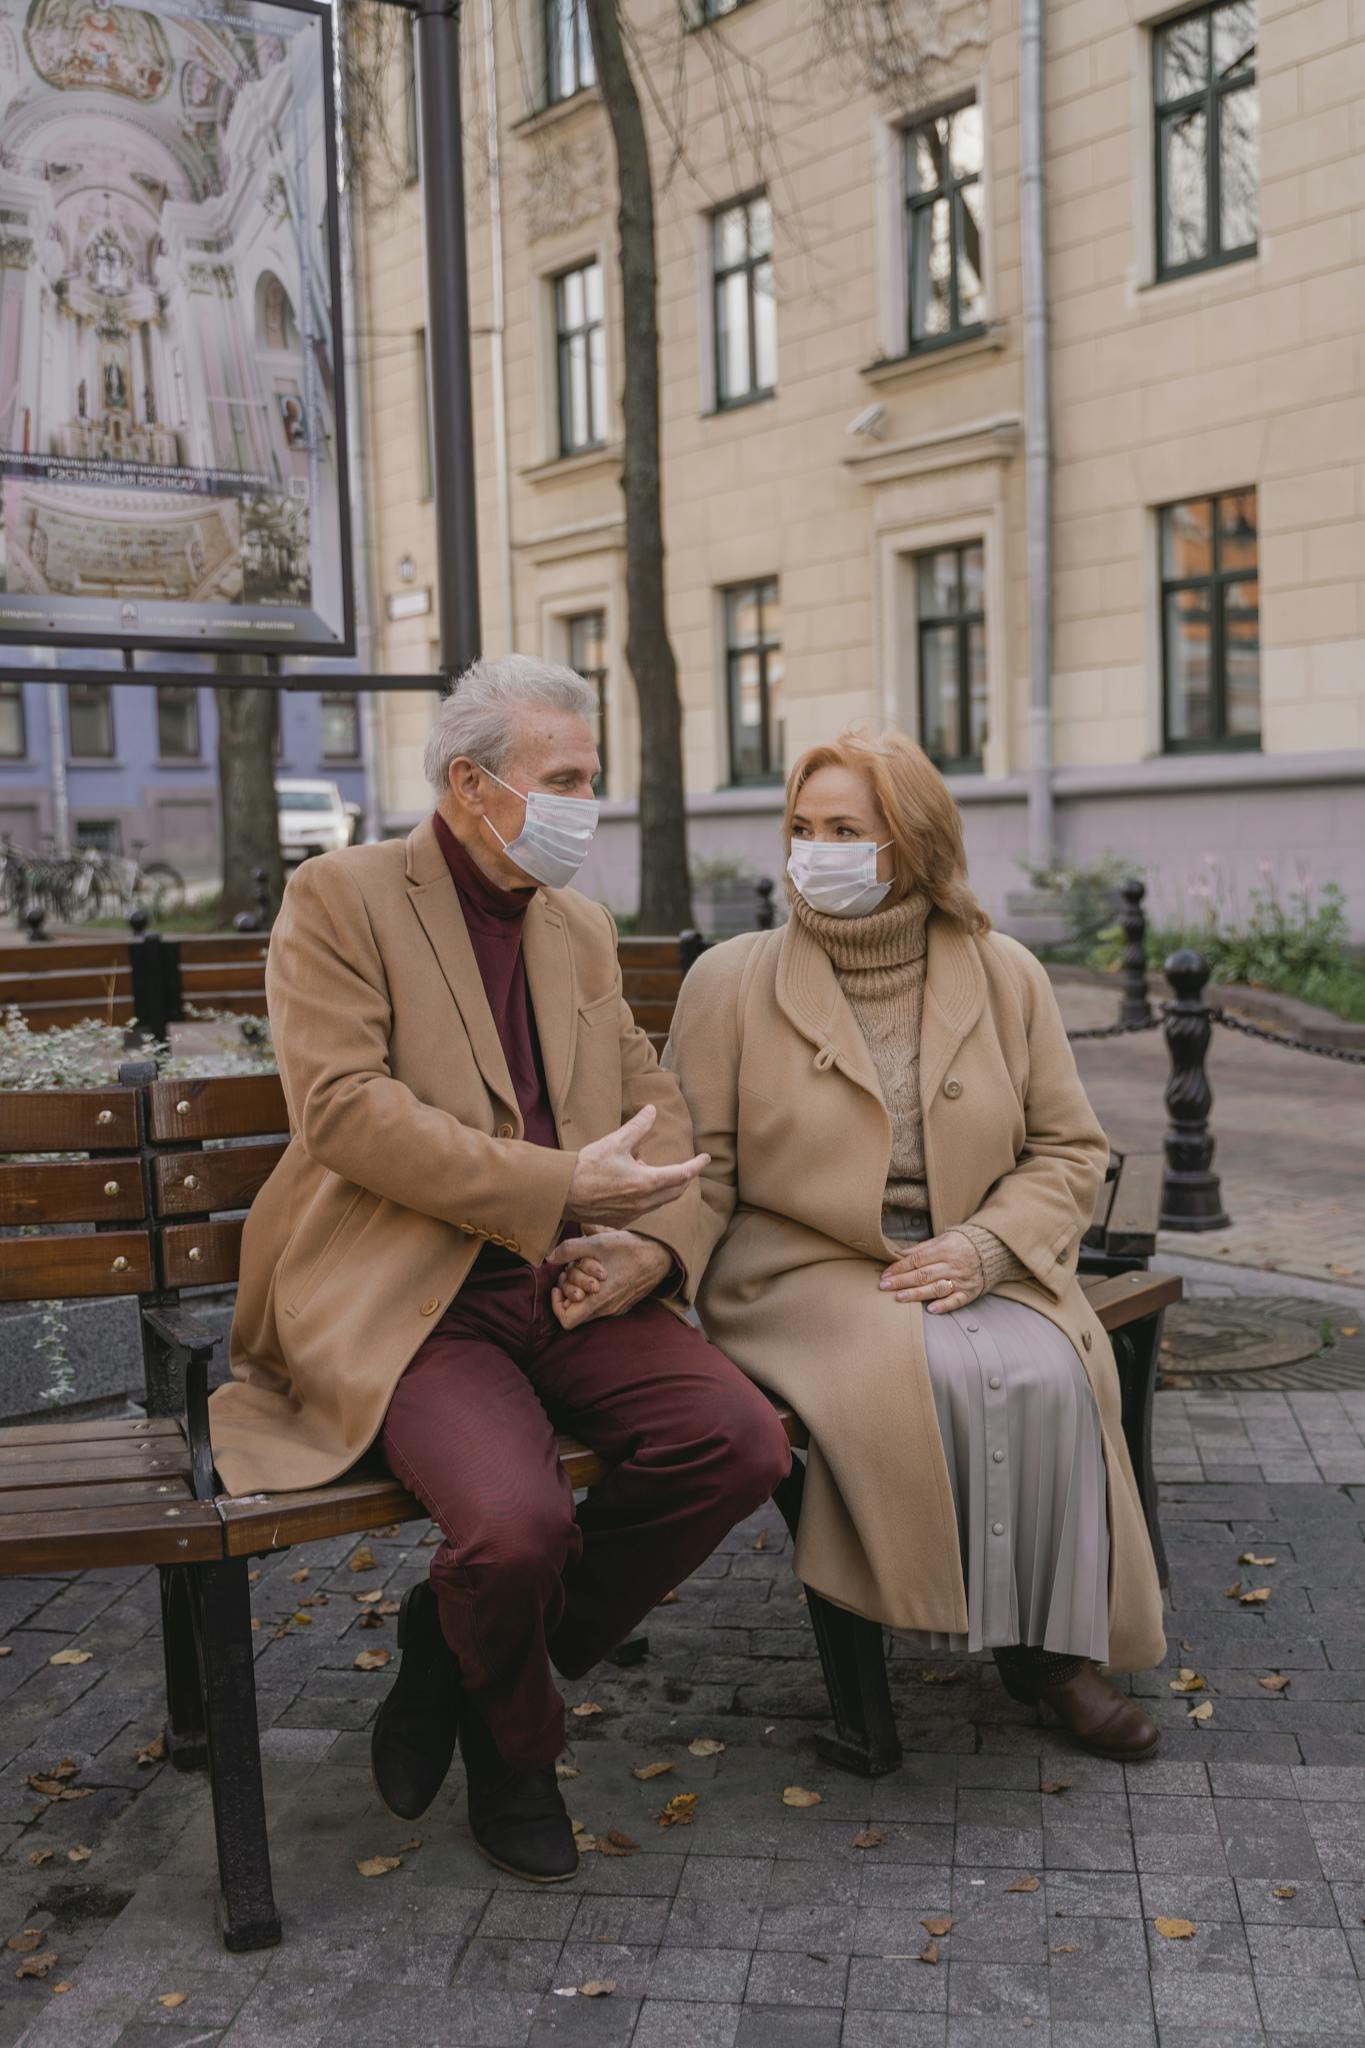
[480,767,600,890]
[787,837,894,919]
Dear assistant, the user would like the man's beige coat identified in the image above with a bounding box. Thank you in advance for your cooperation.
[664,912,1166,1672]
[209,818,703,1498]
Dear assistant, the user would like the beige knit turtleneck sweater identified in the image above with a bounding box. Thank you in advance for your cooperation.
[793,889,1027,1296]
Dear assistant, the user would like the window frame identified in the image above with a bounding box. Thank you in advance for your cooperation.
[902,97,986,355]
[320,691,362,763]
[566,609,608,793]
[723,578,783,788]
[711,191,776,411]
[553,259,607,456]
[913,541,987,774]
[67,682,115,761]
[0,681,25,760]
[155,684,201,762]
[1153,1,1259,284]
[1159,489,1261,755]
[401,17,420,185]
[544,0,595,107]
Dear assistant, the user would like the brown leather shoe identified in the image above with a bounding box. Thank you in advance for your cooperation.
[1035,1660,1160,1760]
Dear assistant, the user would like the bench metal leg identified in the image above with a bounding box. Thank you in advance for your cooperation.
[193,1557,282,1952]
[1113,1308,1170,1589]
[159,1565,208,1773]
[774,1461,902,1778]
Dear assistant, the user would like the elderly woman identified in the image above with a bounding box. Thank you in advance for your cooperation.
[661,731,1165,1754]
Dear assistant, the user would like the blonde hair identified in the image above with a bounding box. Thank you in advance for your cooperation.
[783,728,991,934]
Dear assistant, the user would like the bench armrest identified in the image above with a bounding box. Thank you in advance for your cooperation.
[142,1305,219,1503]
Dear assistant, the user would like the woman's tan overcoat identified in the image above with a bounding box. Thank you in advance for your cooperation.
[664,911,1166,1673]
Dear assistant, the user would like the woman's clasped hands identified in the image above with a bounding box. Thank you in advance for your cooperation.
[879,1230,984,1314]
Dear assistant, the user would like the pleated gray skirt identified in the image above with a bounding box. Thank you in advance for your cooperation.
[903,1290,1111,1663]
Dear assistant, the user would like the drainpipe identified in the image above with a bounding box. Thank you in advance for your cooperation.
[45,681,70,855]
[480,0,515,648]
[1019,0,1054,870]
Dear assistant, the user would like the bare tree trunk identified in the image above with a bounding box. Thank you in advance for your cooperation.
[583,0,692,934]
[215,657,284,923]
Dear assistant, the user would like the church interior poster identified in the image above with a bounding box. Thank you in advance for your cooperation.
[0,0,352,652]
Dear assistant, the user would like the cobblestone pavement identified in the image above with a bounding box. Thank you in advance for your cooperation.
[1057,982,1364,1293]
[3,1386,1365,2047]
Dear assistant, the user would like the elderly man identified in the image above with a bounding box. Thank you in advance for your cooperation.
[210,656,791,1883]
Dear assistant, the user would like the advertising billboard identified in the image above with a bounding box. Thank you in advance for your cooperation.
[0,0,353,654]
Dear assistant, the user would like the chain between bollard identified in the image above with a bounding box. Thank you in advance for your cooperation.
[1206,1007,1365,1065]
[1065,1013,1167,1042]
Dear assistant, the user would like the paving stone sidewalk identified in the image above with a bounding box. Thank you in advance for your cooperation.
[2,1384,1365,2047]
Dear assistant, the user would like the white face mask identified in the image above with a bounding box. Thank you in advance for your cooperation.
[481,767,600,890]
[787,837,894,919]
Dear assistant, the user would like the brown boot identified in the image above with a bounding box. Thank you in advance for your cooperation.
[995,1649,1160,1761]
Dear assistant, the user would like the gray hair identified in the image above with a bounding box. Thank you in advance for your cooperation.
[422,653,598,796]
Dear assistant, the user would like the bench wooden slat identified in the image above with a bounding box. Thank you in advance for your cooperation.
[0,1499,223,1571]
[0,969,133,1007]
[0,1088,138,1154]
[179,964,274,994]
[3,1476,198,1515]
[154,1141,287,1217]
[618,969,686,1002]
[0,938,133,971]
[0,1439,189,1482]
[176,936,270,966]
[147,1075,287,1143]
[0,1415,181,1448]
[1104,1153,1163,1258]
[0,1157,146,1227]
[161,1218,244,1289]
[1080,1269,1181,1329]
[0,1230,153,1304]
[614,938,684,969]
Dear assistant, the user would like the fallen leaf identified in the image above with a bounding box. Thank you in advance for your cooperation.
[27,1778,65,1798]
[595,1829,639,1858]
[47,1650,92,1667]
[1051,1943,1077,1955]
[377,1599,401,1615]
[554,1761,581,1780]
[357,1611,385,1630]
[157,1993,187,2010]
[918,1939,940,1964]
[1328,1265,1359,1278]
[6,1930,46,1954]
[1272,1885,1297,1900]
[1340,1326,1359,1337]
[688,1738,726,1758]
[420,1529,441,1545]
[1188,1700,1214,1724]
[291,1611,314,1627]
[579,1980,616,1998]
[354,1589,383,1605]
[371,1523,402,1539]
[1181,1639,1193,1652]
[752,1530,770,1551]
[1224,1581,1242,1599]
[25,1852,52,1868]
[56,1787,92,1802]
[47,1759,77,1780]
[851,1826,887,1850]
[632,1761,675,1782]
[571,1818,597,1853]
[572,1701,604,1719]
[133,1734,166,1767]
[290,1568,310,1583]
[349,1546,377,1573]
[1154,1916,1196,1939]
[1169,1669,1206,1694]
[247,1570,261,1583]
[66,1846,91,1864]
[249,1618,261,1632]
[658,1793,699,1828]
[917,1667,963,1685]
[1238,1554,1276,1567]
[0,1647,10,1658]
[782,1786,822,1808]
[1240,1588,1271,1605]
[353,1648,392,1672]
[14,1951,58,1980]
[51,1981,72,1994]
[1040,1779,1073,1795]
[1258,1673,1291,1693]
[355,1855,401,1878]
[921,1915,954,1937]
[656,1589,679,1605]
[397,1836,423,1853]
[1006,1875,1040,1893]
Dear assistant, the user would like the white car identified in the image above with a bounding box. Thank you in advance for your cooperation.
[275,779,361,864]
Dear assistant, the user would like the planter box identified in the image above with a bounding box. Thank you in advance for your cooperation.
[693,877,774,941]
[0,1289,235,1426]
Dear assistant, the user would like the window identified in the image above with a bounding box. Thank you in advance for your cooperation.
[156,685,200,760]
[904,101,984,349]
[75,818,120,854]
[724,579,783,785]
[545,0,594,105]
[415,328,432,501]
[402,18,419,184]
[0,683,24,759]
[68,683,114,759]
[1155,2,1258,279]
[1161,489,1259,751]
[321,691,361,761]
[712,194,775,408]
[555,261,606,455]
[567,611,608,792]
[915,543,987,772]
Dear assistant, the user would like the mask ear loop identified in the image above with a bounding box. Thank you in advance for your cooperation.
[478,763,528,856]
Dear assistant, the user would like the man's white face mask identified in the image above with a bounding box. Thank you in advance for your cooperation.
[787,837,894,919]
[480,767,600,890]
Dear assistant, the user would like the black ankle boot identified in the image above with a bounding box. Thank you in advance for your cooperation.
[459,1703,578,1884]
[370,1580,461,1821]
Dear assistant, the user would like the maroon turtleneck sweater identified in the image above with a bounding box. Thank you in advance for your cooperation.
[432,809,558,1152]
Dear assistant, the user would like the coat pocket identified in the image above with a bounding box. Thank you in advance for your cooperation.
[284,1187,375,1318]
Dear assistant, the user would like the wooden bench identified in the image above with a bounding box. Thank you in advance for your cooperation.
[0,1053,1178,1952]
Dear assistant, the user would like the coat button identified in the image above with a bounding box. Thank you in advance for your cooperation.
[1082,1329,1093,1350]
[420,1297,440,1315]
[497,1123,514,1139]
[989,1375,1002,1390]
[1056,1248,1069,1264]
[943,1078,963,1100]
[993,1448,1005,1463]
[966,1321,979,1333]
[992,1521,1005,1537]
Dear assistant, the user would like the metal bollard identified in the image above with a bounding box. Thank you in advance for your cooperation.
[252,866,275,930]
[1118,877,1153,1029]
[754,877,776,930]
[23,904,50,942]
[1159,949,1230,1231]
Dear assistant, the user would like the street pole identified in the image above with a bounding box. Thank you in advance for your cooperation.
[414,0,481,685]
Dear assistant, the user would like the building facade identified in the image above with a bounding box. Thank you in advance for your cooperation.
[356,0,1365,933]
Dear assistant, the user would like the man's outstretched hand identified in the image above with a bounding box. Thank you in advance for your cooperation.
[548,1226,672,1331]
[565,1104,708,1229]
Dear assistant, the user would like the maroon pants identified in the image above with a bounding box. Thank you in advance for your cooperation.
[380,1254,791,1769]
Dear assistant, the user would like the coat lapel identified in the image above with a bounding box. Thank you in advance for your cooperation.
[403,817,518,1118]
[774,914,885,1108]
[919,914,988,1104]
[521,893,576,1122]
